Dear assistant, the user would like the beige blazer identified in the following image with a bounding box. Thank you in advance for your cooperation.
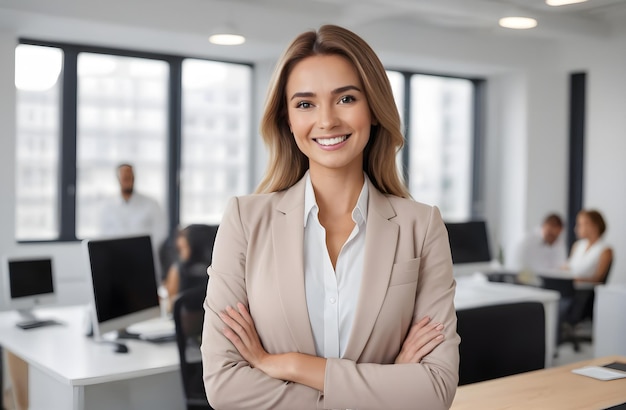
[201,176,460,410]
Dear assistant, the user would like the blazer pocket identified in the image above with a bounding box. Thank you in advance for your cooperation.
[389,258,421,286]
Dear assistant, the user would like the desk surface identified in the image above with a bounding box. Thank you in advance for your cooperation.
[451,355,626,410]
[455,275,560,309]
[0,305,179,386]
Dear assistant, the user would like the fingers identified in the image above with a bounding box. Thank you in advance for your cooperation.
[395,317,446,364]
[410,332,444,363]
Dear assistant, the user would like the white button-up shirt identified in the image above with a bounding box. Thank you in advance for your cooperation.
[303,172,368,359]
[99,191,168,248]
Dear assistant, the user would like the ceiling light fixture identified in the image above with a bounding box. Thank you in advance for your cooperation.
[208,23,246,45]
[498,16,538,29]
[546,0,588,6]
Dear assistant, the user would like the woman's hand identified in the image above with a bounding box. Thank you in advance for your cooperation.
[219,303,326,390]
[218,302,271,370]
[395,316,445,364]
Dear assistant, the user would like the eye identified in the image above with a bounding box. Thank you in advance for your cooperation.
[339,95,356,104]
[295,101,312,109]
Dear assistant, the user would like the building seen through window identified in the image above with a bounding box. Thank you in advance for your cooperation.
[180,59,251,227]
[76,53,169,239]
[14,44,62,240]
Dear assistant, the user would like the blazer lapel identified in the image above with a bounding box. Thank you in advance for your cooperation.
[343,182,398,360]
[272,178,317,355]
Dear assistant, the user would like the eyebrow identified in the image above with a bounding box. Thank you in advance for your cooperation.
[289,85,362,101]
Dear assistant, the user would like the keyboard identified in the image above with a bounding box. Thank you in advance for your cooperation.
[127,317,175,339]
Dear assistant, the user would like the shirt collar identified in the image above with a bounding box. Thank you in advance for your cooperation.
[304,171,369,227]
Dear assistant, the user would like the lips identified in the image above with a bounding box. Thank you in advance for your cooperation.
[314,134,351,146]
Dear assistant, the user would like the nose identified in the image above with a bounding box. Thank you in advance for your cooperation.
[317,104,340,130]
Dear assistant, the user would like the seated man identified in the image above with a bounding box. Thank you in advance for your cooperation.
[509,213,567,273]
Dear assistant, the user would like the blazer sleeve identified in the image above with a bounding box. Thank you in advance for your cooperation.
[321,206,460,410]
[201,197,321,410]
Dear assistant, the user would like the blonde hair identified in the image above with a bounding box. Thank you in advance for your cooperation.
[256,24,410,198]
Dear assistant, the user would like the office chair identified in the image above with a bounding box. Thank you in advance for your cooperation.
[173,286,213,410]
[533,276,577,350]
[560,261,613,352]
[456,302,545,385]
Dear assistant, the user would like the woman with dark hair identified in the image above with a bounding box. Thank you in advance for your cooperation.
[565,209,613,283]
[201,25,459,409]
[163,224,218,301]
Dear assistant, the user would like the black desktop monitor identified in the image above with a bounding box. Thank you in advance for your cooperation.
[2,257,57,327]
[83,235,161,340]
[445,220,492,264]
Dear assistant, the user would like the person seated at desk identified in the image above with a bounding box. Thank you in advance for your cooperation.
[559,209,613,345]
[162,224,217,309]
[562,209,613,284]
[509,213,567,273]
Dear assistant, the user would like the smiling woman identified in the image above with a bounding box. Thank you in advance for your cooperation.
[201,24,460,410]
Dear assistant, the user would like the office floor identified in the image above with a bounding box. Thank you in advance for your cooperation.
[552,320,594,367]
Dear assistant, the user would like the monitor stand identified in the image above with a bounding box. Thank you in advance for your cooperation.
[15,309,60,330]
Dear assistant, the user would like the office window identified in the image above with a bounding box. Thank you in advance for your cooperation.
[180,59,251,226]
[385,71,478,220]
[14,40,254,242]
[75,54,168,239]
[14,44,63,241]
[409,75,473,220]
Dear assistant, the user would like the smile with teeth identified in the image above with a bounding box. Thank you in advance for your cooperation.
[315,134,350,146]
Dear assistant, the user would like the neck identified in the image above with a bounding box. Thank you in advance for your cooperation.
[309,167,364,216]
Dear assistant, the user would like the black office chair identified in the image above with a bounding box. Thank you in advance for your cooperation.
[173,286,213,410]
[560,261,613,352]
[456,302,545,385]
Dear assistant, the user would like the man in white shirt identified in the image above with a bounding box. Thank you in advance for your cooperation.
[509,213,567,273]
[99,163,168,250]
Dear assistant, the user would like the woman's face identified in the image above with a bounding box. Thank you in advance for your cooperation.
[285,54,374,174]
[176,235,191,262]
[575,213,596,239]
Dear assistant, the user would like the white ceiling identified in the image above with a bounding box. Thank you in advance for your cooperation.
[0,0,625,62]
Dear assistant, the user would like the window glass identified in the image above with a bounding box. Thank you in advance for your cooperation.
[409,74,473,220]
[14,44,63,240]
[180,59,252,226]
[75,53,169,239]
[386,70,406,178]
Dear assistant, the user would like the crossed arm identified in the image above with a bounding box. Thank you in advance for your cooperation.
[219,302,446,392]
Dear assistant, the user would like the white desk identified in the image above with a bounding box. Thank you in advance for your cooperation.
[455,275,560,367]
[0,305,185,410]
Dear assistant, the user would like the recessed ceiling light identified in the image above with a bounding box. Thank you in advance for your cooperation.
[208,33,246,46]
[498,17,538,29]
[208,24,246,45]
[546,0,588,6]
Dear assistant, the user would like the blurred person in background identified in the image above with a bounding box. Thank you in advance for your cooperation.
[99,163,167,250]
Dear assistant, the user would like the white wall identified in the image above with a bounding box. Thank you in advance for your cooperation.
[558,35,626,284]
[1,9,624,309]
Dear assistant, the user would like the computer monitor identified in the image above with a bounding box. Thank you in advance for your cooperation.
[83,235,161,341]
[2,256,58,328]
[445,220,496,277]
